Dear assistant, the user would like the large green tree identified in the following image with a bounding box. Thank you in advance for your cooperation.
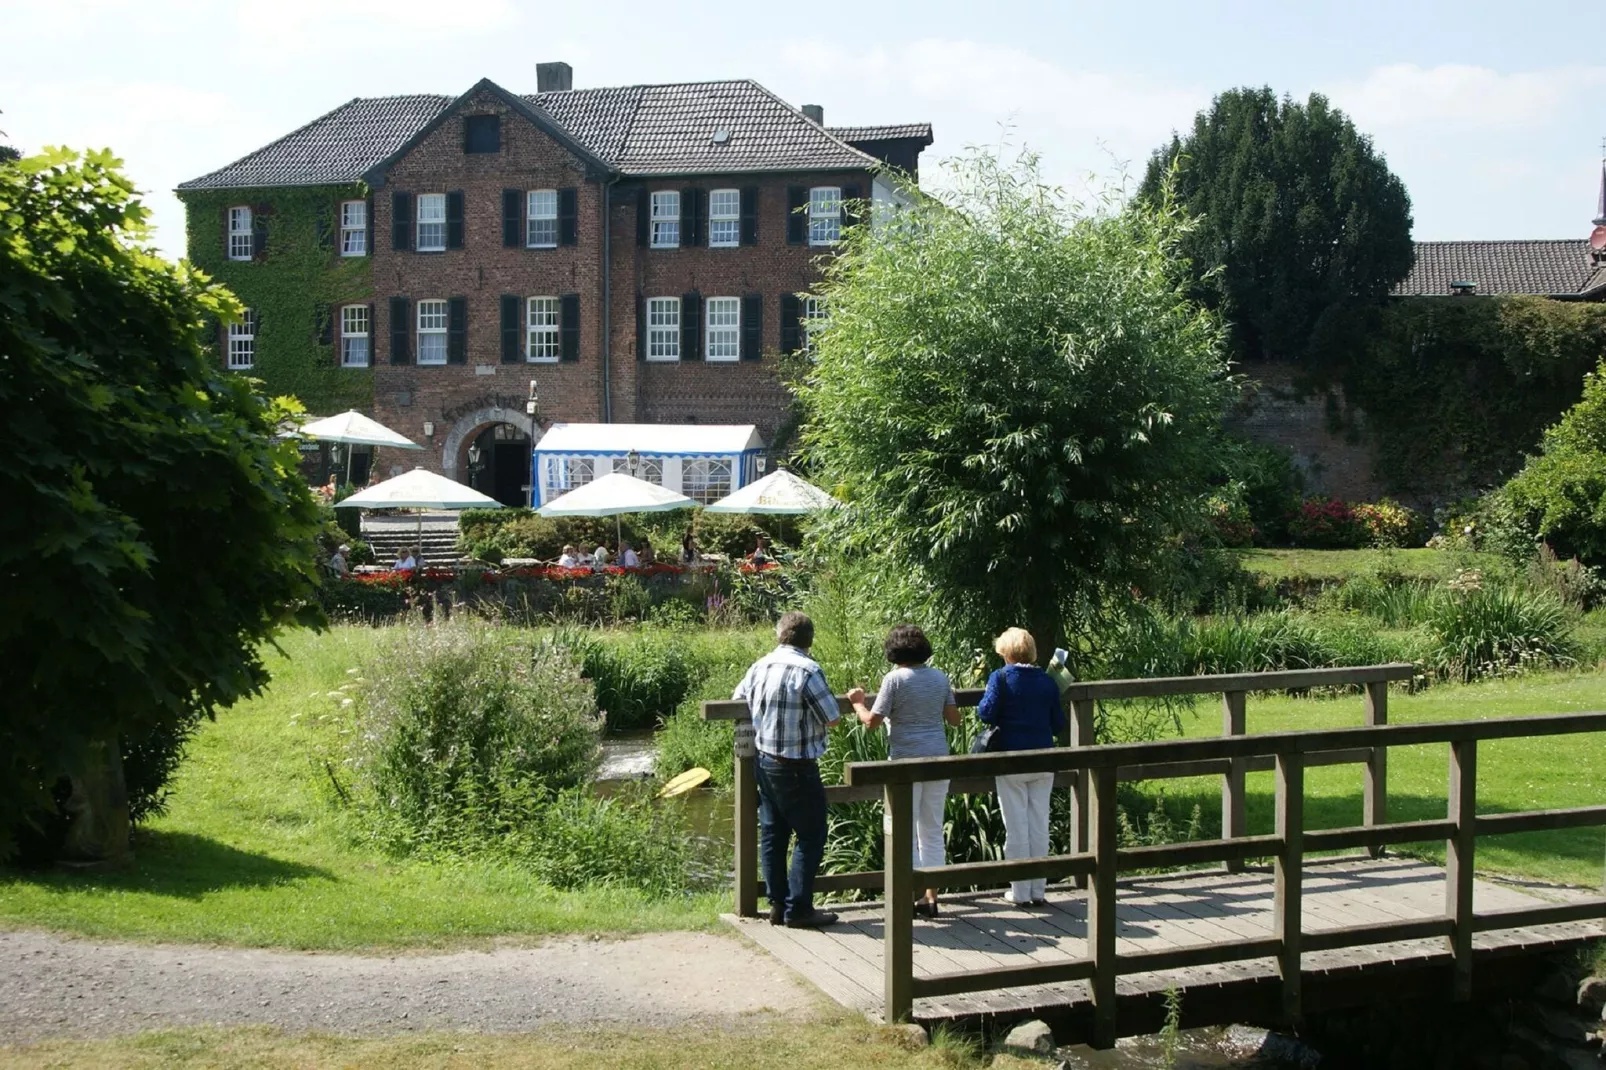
[798,151,1232,659]
[1138,87,1414,366]
[0,148,323,862]
[1499,360,1606,565]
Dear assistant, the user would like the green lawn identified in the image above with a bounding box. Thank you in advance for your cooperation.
[1163,670,1606,887]
[0,628,721,949]
[1233,546,1508,584]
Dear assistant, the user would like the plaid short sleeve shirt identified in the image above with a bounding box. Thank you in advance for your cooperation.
[733,645,840,759]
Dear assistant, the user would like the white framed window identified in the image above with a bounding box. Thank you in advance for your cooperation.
[527,296,560,362]
[808,186,841,245]
[637,457,663,485]
[683,458,732,505]
[340,200,367,256]
[416,299,448,365]
[802,296,826,355]
[227,310,256,369]
[227,206,253,260]
[708,188,740,247]
[650,190,680,248]
[416,193,446,252]
[544,456,595,501]
[646,297,680,361]
[526,189,557,248]
[705,297,740,361]
[340,305,369,367]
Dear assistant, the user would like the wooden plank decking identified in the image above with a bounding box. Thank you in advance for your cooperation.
[727,856,1606,1035]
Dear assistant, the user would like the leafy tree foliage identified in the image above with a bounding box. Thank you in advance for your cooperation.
[1139,87,1414,366]
[0,148,323,861]
[798,151,1232,659]
[1500,361,1606,565]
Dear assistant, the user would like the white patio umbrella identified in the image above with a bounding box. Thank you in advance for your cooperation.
[298,410,422,486]
[703,468,841,514]
[336,468,501,565]
[538,472,696,547]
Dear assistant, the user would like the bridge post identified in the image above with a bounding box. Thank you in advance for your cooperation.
[884,781,915,1024]
[1088,764,1120,1049]
[1069,697,1095,889]
[1364,681,1388,855]
[1446,739,1477,1001]
[1222,691,1247,872]
[733,728,759,918]
[1274,751,1304,1026]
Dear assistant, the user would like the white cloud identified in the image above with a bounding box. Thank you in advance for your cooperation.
[1329,63,1606,133]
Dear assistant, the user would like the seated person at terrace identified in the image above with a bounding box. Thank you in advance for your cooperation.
[393,549,416,572]
[618,541,641,568]
[637,544,657,566]
[592,544,611,568]
[750,536,770,565]
[557,545,581,568]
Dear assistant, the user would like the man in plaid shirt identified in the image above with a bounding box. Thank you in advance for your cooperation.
[734,612,860,928]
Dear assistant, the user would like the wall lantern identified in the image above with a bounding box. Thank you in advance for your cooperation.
[423,421,435,439]
[626,449,641,477]
[468,444,482,467]
[756,455,767,474]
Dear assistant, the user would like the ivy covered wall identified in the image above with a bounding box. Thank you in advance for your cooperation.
[181,185,375,415]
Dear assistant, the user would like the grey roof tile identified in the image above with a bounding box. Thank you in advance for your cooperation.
[181,78,905,190]
[827,123,934,144]
[1393,240,1606,298]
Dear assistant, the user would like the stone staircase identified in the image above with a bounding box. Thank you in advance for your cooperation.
[360,522,461,568]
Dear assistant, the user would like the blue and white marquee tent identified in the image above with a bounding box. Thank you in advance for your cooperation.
[531,423,765,507]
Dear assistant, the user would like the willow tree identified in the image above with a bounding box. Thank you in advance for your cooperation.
[797,151,1232,662]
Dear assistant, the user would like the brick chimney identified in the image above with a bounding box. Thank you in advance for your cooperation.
[801,104,824,125]
[537,62,573,93]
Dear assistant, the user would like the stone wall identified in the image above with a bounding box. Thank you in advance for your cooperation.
[1228,361,1385,503]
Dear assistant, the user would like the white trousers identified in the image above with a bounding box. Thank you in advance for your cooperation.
[884,779,949,875]
[996,771,1054,903]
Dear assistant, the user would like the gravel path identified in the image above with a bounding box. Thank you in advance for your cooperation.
[0,930,817,1041]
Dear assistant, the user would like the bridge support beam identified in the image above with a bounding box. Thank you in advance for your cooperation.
[1447,739,1477,1001]
[734,738,759,918]
[1088,765,1120,1049]
[1222,691,1247,871]
[1364,681,1389,855]
[884,782,914,1023]
[1069,697,1094,889]
[1275,752,1304,1026]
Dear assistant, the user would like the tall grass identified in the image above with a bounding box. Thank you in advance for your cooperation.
[1426,585,1577,683]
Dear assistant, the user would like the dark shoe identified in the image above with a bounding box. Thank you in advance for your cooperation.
[784,910,839,929]
[768,905,785,926]
[914,899,940,919]
[1028,898,1049,907]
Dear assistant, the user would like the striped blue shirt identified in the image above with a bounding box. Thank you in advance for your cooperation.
[733,645,841,759]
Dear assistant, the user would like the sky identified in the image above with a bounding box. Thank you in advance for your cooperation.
[3,0,1602,261]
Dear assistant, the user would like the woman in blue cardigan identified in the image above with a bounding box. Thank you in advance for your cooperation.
[975,627,1066,905]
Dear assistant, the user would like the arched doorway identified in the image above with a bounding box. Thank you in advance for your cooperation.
[466,423,531,508]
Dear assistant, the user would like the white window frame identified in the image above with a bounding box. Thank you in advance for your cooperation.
[416,298,448,365]
[544,456,595,502]
[227,206,253,261]
[227,310,256,369]
[808,186,841,246]
[526,296,560,363]
[637,457,664,486]
[708,188,740,248]
[705,297,740,362]
[802,296,826,355]
[416,193,447,252]
[526,189,557,248]
[339,200,367,256]
[340,304,370,367]
[646,297,681,362]
[650,190,680,248]
[683,458,733,505]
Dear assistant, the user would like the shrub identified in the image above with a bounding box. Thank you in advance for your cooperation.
[558,628,707,733]
[1287,496,1369,549]
[1526,544,1605,610]
[1231,439,1304,546]
[692,511,804,558]
[1352,499,1425,548]
[1205,493,1255,548]
[350,622,601,848]
[1425,584,1577,683]
[654,704,735,788]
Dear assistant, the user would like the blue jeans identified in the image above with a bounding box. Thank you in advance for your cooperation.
[755,753,828,921]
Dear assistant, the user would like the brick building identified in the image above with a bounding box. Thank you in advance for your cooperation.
[177,63,932,504]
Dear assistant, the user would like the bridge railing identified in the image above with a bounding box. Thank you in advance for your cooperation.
[704,664,1606,1044]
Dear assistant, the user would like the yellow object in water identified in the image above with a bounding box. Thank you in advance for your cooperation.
[657,767,711,798]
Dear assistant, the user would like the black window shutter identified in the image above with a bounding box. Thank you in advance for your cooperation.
[785,186,807,245]
[252,207,269,258]
[558,188,578,246]
[681,187,701,248]
[741,293,763,361]
[367,302,376,354]
[779,293,801,354]
[841,184,862,231]
[681,292,702,361]
[315,303,333,346]
[500,294,521,363]
[447,297,468,362]
[365,196,375,248]
[502,189,521,248]
[636,293,646,362]
[636,189,649,246]
[315,204,332,250]
[559,293,580,362]
[392,192,413,250]
[389,297,411,364]
[740,187,759,245]
[446,191,465,249]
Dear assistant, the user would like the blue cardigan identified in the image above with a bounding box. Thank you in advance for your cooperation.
[976,664,1066,752]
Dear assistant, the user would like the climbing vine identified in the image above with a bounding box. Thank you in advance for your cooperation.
[182,185,375,414]
[1318,296,1606,499]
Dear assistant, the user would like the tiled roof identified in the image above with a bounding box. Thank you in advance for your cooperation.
[180,78,899,190]
[177,95,451,191]
[1393,240,1606,298]
[827,123,934,144]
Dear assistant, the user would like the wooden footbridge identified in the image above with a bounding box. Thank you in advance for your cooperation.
[703,664,1606,1047]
